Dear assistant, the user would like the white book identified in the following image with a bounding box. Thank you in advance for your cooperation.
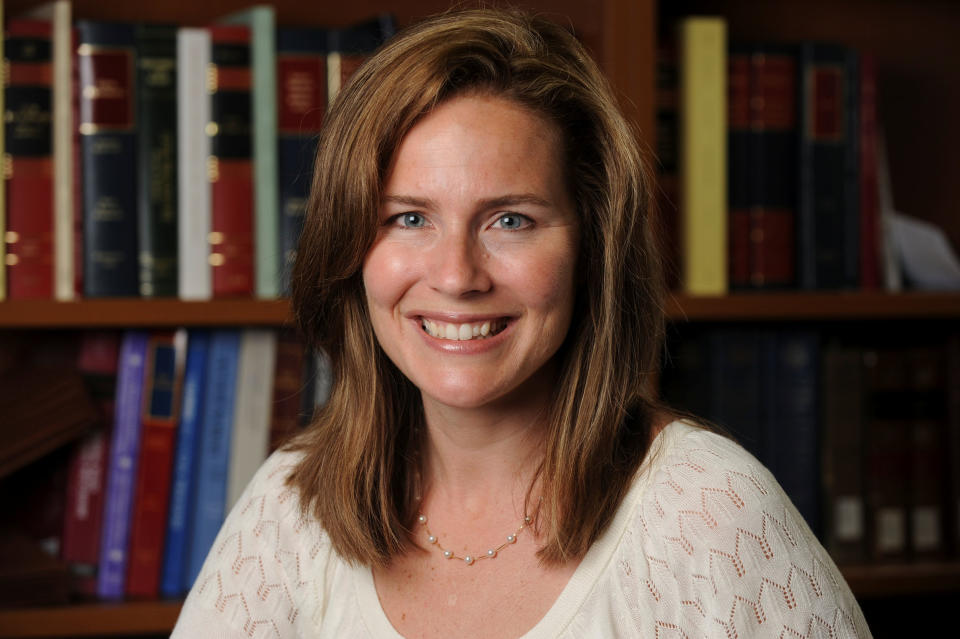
[177,28,212,300]
[226,329,277,509]
[27,1,74,300]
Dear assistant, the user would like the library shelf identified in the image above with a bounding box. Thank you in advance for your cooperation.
[0,600,182,638]
[1,292,958,329]
[0,562,956,637]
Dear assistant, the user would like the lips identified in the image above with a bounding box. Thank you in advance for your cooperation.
[420,317,509,341]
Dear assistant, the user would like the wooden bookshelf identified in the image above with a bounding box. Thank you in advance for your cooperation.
[1,292,958,328]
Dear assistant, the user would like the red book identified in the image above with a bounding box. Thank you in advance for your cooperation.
[62,332,119,597]
[4,20,54,299]
[125,330,187,598]
[209,25,254,297]
[858,54,882,290]
[269,329,306,452]
[728,44,797,290]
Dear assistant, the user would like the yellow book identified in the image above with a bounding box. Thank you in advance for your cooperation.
[678,17,727,296]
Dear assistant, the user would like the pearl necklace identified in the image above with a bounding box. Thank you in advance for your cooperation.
[416,510,535,566]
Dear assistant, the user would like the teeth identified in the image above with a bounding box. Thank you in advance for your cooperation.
[422,318,505,341]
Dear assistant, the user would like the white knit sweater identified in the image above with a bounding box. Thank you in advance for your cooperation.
[172,420,872,638]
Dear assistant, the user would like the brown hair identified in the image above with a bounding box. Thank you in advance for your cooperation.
[288,7,666,566]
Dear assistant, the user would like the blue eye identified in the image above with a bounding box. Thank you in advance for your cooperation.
[397,213,426,228]
[493,213,531,230]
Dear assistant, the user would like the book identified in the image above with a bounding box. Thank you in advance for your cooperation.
[77,21,139,297]
[0,528,70,607]
[276,26,329,294]
[0,366,100,479]
[160,330,209,598]
[62,331,119,597]
[176,27,212,301]
[797,43,859,290]
[208,25,254,297]
[326,14,396,100]
[126,329,187,598]
[858,53,882,290]
[221,6,279,300]
[226,329,277,509]
[97,331,148,599]
[677,17,727,295]
[24,1,74,300]
[270,329,306,451]
[186,329,240,588]
[4,19,54,299]
[136,24,178,298]
[728,44,797,290]
[654,40,681,290]
[0,0,5,301]
[947,334,960,557]
[821,344,867,564]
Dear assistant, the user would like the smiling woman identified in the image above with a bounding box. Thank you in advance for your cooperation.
[171,8,871,639]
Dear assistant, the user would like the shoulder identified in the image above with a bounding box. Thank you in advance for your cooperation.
[173,449,341,638]
[613,421,872,637]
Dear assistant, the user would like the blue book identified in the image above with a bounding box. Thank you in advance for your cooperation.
[160,331,209,598]
[77,21,139,297]
[185,330,241,588]
[97,331,149,599]
[708,330,764,459]
[764,331,821,535]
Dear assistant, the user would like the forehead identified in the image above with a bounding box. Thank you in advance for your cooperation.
[383,94,568,199]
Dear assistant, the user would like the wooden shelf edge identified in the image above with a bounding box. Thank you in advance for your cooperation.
[0,299,292,328]
[841,561,960,598]
[666,291,960,321]
[0,600,183,637]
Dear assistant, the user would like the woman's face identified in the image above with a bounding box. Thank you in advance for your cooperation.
[362,94,579,412]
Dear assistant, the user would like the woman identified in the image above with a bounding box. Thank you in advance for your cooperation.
[173,9,870,638]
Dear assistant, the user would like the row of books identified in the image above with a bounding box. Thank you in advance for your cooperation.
[1,1,394,301]
[660,17,901,294]
[0,328,329,604]
[660,328,960,564]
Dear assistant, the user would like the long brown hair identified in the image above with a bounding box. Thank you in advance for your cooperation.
[288,8,666,566]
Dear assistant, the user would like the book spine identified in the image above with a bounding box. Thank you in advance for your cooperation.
[4,20,54,299]
[708,329,763,459]
[677,17,727,295]
[176,28,212,300]
[797,44,860,290]
[222,7,278,299]
[655,41,681,291]
[326,14,395,100]
[186,329,240,587]
[51,1,74,301]
[136,24,178,298]
[728,45,797,290]
[160,331,209,598]
[226,329,277,509]
[858,53,881,290]
[767,331,820,535]
[77,21,138,298]
[906,347,947,559]
[821,344,867,564]
[0,1,5,301]
[126,330,187,598]
[947,334,960,557]
[209,26,254,298]
[97,331,148,600]
[269,329,306,451]
[276,28,328,295]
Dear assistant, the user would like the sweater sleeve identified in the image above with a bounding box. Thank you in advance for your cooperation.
[171,450,328,639]
[637,428,872,638]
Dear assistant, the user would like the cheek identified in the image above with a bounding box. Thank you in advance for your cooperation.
[362,242,416,312]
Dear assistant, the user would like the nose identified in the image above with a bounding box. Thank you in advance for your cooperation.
[426,230,492,297]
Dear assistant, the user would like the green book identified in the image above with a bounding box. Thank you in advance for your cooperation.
[221,5,279,299]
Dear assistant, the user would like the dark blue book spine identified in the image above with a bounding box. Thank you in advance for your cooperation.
[186,330,240,588]
[276,27,329,295]
[97,330,149,599]
[160,331,209,598]
[708,330,764,461]
[764,331,821,535]
[77,21,139,297]
[797,43,859,290]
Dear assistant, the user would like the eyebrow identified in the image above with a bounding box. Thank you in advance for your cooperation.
[382,193,553,210]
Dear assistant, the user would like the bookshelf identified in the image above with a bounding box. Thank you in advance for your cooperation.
[1,0,958,637]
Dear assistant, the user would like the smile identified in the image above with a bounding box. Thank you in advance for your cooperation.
[420,318,509,341]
